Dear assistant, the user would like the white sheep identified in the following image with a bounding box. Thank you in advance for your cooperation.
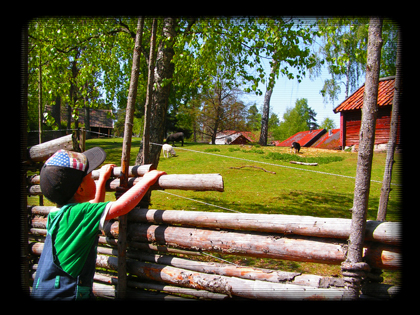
[162,144,177,158]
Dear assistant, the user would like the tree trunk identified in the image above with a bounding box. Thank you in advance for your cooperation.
[137,17,177,168]
[141,18,157,165]
[38,48,42,144]
[342,17,383,299]
[84,99,90,140]
[118,16,144,300]
[66,103,72,133]
[377,28,402,221]
[259,60,276,146]
[211,113,219,145]
[20,23,29,295]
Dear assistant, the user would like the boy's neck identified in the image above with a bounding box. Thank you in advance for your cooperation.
[57,197,79,207]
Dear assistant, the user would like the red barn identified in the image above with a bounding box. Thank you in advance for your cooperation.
[333,76,401,150]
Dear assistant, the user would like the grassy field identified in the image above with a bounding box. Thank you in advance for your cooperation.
[30,137,402,285]
[83,137,402,222]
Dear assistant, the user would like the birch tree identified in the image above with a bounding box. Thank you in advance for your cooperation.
[377,28,402,221]
[342,17,383,300]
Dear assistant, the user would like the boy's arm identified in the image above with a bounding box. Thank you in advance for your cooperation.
[91,164,116,203]
[105,170,166,220]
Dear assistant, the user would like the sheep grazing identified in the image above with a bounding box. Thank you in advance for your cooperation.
[162,144,177,158]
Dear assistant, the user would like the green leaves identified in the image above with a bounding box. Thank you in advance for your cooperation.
[27,17,325,134]
[315,17,397,103]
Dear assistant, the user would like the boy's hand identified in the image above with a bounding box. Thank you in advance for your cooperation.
[90,164,116,203]
[142,170,167,185]
[106,169,167,220]
[99,164,116,181]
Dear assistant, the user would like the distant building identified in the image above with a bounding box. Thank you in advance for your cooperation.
[214,130,259,145]
[273,129,327,148]
[44,105,114,138]
[333,76,401,150]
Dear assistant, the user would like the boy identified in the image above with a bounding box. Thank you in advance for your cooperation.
[31,147,166,300]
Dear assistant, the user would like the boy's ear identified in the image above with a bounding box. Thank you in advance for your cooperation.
[74,183,85,197]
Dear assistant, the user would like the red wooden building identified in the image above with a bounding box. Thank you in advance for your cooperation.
[333,76,401,150]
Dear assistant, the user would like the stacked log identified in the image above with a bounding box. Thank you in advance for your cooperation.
[28,205,401,300]
[27,173,224,196]
[25,140,400,300]
[26,133,80,163]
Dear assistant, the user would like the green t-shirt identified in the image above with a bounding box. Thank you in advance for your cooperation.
[47,202,110,278]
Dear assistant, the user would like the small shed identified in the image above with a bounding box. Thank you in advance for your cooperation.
[84,108,114,138]
[44,105,114,138]
[333,76,401,150]
[214,130,258,145]
[214,131,249,145]
[273,129,327,148]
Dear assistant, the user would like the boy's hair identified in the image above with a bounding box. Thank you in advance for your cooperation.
[40,147,106,205]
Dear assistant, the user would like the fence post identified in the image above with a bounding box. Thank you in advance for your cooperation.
[117,16,144,300]
[377,28,402,221]
[21,22,30,295]
[341,17,383,299]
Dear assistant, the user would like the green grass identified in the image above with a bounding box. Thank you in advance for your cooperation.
[29,138,402,285]
[265,152,344,164]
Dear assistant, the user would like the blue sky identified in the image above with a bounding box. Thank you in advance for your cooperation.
[243,59,354,129]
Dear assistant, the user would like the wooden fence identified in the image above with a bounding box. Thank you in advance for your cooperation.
[25,135,401,300]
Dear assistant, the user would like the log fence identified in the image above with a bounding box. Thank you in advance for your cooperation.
[25,135,401,300]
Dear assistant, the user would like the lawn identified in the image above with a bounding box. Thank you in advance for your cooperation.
[30,137,402,285]
[82,137,401,222]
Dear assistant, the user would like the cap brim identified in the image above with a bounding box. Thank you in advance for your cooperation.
[83,147,106,174]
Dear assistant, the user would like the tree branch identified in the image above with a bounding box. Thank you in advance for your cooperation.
[229,165,276,174]
[117,19,136,39]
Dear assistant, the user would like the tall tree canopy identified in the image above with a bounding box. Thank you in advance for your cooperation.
[27,17,318,139]
[272,98,318,141]
[26,17,397,167]
[312,17,398,105]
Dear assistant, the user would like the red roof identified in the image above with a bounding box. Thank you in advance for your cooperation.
[312,129,341,150]
[333,77,395,113]
[274,129,327,147]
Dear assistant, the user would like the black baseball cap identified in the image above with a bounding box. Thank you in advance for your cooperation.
[40,147,106,205]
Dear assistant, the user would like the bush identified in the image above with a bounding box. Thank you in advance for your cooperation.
[242,149,265,154]
[265,152,344,164]
[204,148,221,152]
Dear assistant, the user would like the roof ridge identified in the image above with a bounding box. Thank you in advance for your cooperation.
[379,76,396,81]
[333,76,395,113]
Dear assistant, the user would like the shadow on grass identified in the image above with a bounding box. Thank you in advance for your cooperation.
[183,189,401,221]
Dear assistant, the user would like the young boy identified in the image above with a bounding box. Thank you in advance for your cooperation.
[31,147,166,300]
